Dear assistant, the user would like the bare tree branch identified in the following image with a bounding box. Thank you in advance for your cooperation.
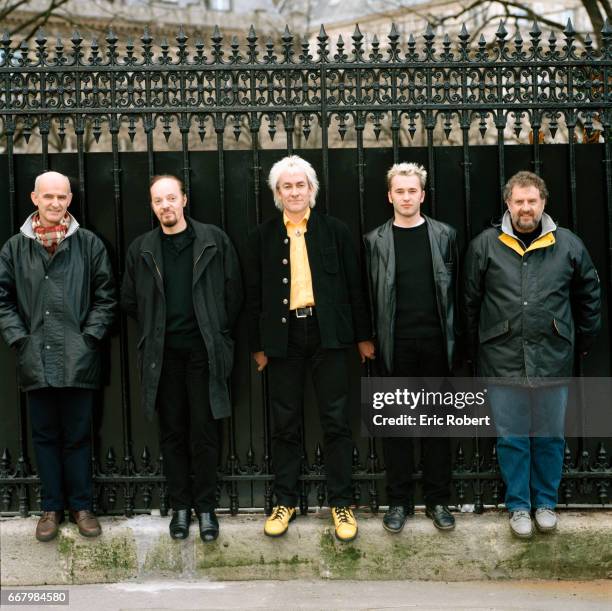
[427,0,589,45]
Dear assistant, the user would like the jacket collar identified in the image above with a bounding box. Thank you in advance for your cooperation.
[499,211,557,255]
[139,217,218,290]
[20,211,80,240]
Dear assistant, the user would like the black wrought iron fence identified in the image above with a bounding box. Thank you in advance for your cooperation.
[1,21,611,516]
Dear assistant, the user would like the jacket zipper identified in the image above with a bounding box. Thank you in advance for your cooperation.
[142,250,163,283]
[193,246,209,271]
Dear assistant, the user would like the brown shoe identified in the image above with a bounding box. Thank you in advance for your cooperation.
[69,510,102,537]
[36,511,64,542]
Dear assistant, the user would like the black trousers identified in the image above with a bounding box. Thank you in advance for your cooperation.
[156,347,220,513]
[28,388,94,512]
[383,337,452,507]
[267,313,353,507]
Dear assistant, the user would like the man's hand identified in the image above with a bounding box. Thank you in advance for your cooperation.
[252,351,268,372]
[357,340,376,363]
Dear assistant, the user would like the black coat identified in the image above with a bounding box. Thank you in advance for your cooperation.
[121,219,243,420]
[463,213,601,382]
[363,216,460,374]
[245,210,371,356]
[0,214,117,391]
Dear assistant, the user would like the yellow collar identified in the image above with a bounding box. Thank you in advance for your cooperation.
[498,231,555,256]
[284,207,310,229]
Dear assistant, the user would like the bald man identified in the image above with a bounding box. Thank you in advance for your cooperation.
[0,171,116,541]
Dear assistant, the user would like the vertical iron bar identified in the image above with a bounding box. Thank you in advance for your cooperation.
[567,112,589,469]
[145,115,156,229]
[426,112,436,217]
[531,63,542,175]
[5,118,31,516]
[320,64,329,214]
[496,110,507,214]
[180,115,191,214]
[110,117,134,515]
[75,119,87,227]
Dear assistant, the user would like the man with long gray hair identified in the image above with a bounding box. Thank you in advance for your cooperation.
[246,155,374,541]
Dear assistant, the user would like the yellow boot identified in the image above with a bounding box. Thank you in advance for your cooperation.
[331,506,358,542]
[264,505,296,537]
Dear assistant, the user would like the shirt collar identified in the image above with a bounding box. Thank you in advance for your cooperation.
[283,206,311,228]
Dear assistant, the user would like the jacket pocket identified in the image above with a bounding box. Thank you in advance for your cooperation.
[552,318,572,343]
[321,246,339,273]
[479,319,510,344]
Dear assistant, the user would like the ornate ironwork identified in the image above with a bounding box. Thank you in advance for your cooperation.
[1,21,611,515]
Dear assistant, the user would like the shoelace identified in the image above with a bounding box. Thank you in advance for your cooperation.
[271,506,289,520]
[334,507,352,523]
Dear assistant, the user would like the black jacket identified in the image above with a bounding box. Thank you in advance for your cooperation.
[463,212,601,382]
[121,218,243,420]
[0,213,117,391]
[246,210,371,356]
[363,216,460,374]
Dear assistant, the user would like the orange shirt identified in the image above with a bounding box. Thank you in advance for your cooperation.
[283,208,315,309]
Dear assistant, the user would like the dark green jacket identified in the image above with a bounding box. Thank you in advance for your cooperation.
[245,210,371,356]
[0,213,117,390]
[363,216,460,374]
[463,212,601,383]
[121,218,243,420]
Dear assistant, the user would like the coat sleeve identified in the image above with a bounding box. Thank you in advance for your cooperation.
[222,232,244,329]
[82,237,117,340]
[120,241,139,319]
[245,228,263,352]
[339,221,372,343]
[0,240,28,347]
[571,238,602,350]
[462,236,485,363]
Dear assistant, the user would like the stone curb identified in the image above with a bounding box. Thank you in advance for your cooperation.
[2,510,611,585]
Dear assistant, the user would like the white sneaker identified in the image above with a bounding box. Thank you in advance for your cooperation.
[509,510,533,539]
[534,508,558,532]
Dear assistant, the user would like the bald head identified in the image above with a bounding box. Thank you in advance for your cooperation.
[34,171,71,195]
[31,171,73,227]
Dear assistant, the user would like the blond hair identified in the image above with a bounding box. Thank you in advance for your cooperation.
[386,162,427,190]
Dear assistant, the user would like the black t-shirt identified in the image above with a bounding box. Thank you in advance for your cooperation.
[514,221,543,250]
[161,224,205,350]
[393,222,442,339]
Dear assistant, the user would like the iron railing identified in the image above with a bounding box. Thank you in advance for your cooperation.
[1,21,611,516]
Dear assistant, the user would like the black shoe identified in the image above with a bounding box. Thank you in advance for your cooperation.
[382,505,411,533]
[169,509,191,539]
[198,511,219,542]
[425,505,455,531]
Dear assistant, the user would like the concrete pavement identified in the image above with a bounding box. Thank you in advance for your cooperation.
[0,580,610,610]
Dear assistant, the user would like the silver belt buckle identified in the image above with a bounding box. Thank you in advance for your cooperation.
[295,307,311,318]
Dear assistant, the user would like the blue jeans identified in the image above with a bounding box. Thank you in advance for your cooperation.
[488,385,568,512]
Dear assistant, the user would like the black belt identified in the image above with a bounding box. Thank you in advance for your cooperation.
[293,306,315,318]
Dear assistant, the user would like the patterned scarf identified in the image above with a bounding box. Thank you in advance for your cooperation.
[32,212,71,255]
